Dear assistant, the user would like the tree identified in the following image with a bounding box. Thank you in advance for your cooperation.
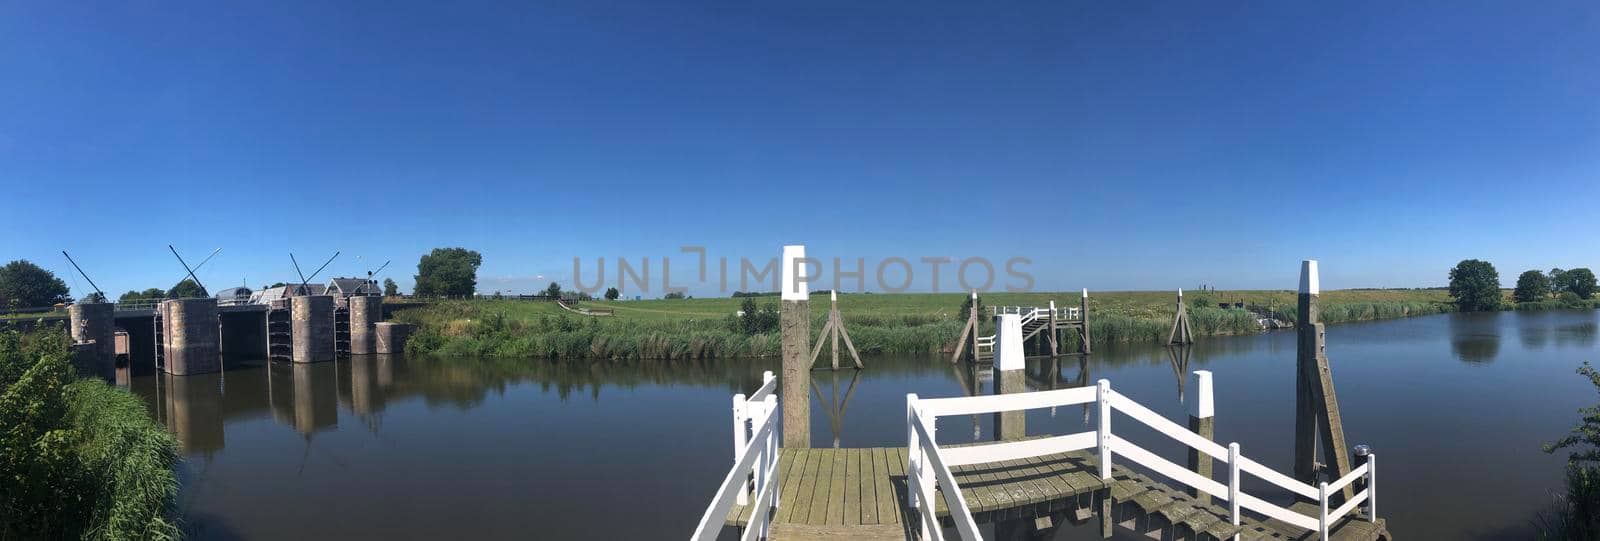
[413,248,482,297]
[166,279,206,299]
[79,292,107,304]
[1514,270,1552,303]
[1448,259,1501,312]
[383,278,399,297]
[664,292,687,300]
[545,282,563,299]
[1551,269,1568,294]
[1539,362,1600,539]
[0,260,70,309]
[1557,268,1598,300]
[604,287,620,301]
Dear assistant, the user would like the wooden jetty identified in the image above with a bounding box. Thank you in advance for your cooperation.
[952,290,1092,363]
[694,371,1389,541]
[708,248,1382,540]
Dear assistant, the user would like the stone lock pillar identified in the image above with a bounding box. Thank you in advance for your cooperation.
[162,298,221,375]
[292,295,335,363]
[68,302,115,382]
[780,245,812,448]
[348,295,383,355]
[374,322,415,354]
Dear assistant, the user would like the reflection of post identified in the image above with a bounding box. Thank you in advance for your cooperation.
[1167,345,1191,400]
[1294,260,1353,499]
[993,313,1026,441]
[163,373,225,455]
[1187,370,1214,504]
[811,370,861,448]
[780,245,811,448]
[291,363,339,436]
[350,355,378,418]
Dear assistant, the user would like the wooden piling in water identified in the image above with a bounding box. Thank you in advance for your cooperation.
[1294,260,1354,500]
[809,290,863,370]
[781,245,811,448]
[1168,289,1195,345]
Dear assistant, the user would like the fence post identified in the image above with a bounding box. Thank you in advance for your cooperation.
[1318,481,1329,541]
[761,395,778,539]
[1366,453,1377,522]
[1228,443,1241,541]
[920,410,936,541]
[765,371,778,509]
[906,394,920,509]
[1097,379,1112,480]
[733,393,748,506]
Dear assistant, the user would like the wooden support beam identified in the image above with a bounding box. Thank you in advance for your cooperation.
[811,290,863,370]
[1168,289,1195,345]
[1293,260,1354,500]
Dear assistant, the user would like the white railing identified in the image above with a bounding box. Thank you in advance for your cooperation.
[693,371,780,541]
[988,306,1081,322]
[905,377,1376,541]
[974,335,995,357]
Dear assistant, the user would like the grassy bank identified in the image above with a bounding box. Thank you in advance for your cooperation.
[393,289,1461,360]
[0,328,181,540]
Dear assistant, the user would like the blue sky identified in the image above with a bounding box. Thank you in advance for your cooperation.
[3,1,1597,297]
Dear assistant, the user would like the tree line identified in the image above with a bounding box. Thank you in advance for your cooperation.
[1449,259,1598,311]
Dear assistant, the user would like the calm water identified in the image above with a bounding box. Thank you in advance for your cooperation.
[131,310,1600,540]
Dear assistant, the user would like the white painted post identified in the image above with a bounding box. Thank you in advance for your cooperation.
[751,401,766,538]
[1097,379,1112,479]
[1367,453,1377,522]
[906,394,920,509]
[763,371,778,508]
[1318,481,1329,541]
[1191,370,1214,420]
[996,313,1024,371]
[733,393,749,506]
[919,410,936,541]
[761,395,778,538]
[1228,443,1241,541]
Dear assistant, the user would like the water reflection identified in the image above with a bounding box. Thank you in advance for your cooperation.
[811,370,861,448]
[1553,311,1597,348]
[1449,313,1502,363]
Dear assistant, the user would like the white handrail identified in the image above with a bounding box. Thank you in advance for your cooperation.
[902,376,1378,541]
[907,394,982,541]
[695,373,780,541]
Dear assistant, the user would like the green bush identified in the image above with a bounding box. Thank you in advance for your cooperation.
[0,329,180,540]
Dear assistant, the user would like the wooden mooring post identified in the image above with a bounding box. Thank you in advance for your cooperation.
[780,245,811,448]
[1187,370,1214,504]
[950,290,981,363]
[1079,288,1092,355]
[1294,260,1354,500]
[809,290,863,370]
[1168,288,1195,345]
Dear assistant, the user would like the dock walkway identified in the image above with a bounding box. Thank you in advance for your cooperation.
[726,447,1386,541]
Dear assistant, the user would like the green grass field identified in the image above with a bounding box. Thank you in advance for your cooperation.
[391,288,1460,361]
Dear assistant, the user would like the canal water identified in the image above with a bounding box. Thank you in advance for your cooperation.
[132,310,1599,540]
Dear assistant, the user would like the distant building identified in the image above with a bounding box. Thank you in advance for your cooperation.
[325,277,379,298]
[215,286,253,306]
[248,283,328,305]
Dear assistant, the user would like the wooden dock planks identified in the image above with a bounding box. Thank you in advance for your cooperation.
[723,447,1384,541]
